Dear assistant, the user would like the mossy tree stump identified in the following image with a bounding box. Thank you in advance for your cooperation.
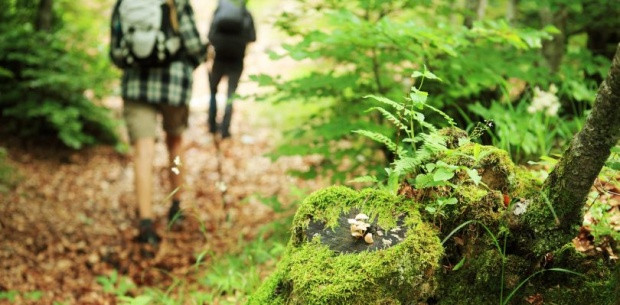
[250,141,618,304]
[250,45,620,304]
[248,187,443,305]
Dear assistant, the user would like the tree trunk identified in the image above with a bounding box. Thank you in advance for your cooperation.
[540,6,567,73]
[543,43,620,230]
[36,0,53,32]
[506,0,518,24]
[464,0,487,28]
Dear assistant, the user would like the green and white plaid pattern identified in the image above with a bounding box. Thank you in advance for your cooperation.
[114,0,206,106]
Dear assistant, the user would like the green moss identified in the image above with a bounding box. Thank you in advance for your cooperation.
[438,127,468,149]
[520,245,619,305]
[247,266,288,305]
[509,167,542,199]
[436,249,504,305]
[449,186,503,228]
[442,143,516,192]
[249,187,443,305]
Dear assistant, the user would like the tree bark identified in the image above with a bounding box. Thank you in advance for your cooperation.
[464,0,487,28]
[543,43,620,230]
[540,6,567,73]
[36,0,53,32]
[506,0,518,24]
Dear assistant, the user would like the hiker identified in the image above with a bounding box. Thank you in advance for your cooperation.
[109,0,207,245]
[207,0,256,138]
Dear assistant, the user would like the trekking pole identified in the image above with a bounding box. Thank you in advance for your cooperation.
[212,134,231,225]
[207,51,230,226]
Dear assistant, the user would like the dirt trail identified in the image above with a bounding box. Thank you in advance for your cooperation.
[0,1,322,304]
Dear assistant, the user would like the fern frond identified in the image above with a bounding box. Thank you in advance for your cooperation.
[393,157,420,174]
[367,107,409,132]
[354,130,398,153]
[364,95,404,111]
[420,132,448,153]
[425,104,456,126]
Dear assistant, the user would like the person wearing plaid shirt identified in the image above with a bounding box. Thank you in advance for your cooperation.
[110,0,207,246]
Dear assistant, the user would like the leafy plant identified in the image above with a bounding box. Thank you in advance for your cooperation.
[97,270,136,297]
[254,0,560,181]
[0,0,121,149]
[467,91,585,163]
[0,147,19,193]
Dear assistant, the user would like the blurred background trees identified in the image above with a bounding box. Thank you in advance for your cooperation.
[254,0,619,181]
[0,0,120,149]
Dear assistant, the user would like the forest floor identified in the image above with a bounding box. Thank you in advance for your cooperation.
[0,1,323,304]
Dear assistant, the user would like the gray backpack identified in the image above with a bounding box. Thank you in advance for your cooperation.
[112,0,182,67]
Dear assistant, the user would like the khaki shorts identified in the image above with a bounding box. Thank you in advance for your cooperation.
[123,100,189,142]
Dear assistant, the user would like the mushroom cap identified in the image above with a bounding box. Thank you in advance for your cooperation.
[355,213,369,221]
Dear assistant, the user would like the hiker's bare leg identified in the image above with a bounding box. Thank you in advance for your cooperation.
[166,133,184,200]
[134,137,155,219]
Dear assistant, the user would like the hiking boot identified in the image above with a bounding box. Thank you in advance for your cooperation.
[135,219,161,247]
[208,95,217,133]
[221,104,233,138]
[167,200,184,225]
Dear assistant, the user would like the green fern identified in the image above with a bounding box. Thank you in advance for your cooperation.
[364,95,405,112]
[366,107,408,132]
[353,130,399,154]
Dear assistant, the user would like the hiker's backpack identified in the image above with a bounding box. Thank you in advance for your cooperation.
[111,0,182,68]
[208,0,254,59]
[211,0,246,35]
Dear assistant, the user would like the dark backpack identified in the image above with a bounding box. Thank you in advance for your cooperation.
[111,0,182,68]
[208,0,254,59]
[212,0,246,34]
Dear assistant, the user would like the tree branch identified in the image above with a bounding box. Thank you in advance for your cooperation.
[543,43,620,230]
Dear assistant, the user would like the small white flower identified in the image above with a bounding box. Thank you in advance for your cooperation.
[528,85,560,116]
[173,156,182,167]
[171,167,180,175]
[216,181,227,192]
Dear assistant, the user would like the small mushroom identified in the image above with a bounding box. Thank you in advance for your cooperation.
[355,213,369,221]
[364,233,374,244]
[382,238,392,247]
[350,224,364,237]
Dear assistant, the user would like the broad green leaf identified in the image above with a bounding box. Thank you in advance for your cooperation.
[411,71,424,78]
[423,69,442,81]
[543,25,561,34]
[443,197,458,205]
[414,173,433,189]
[466,168,482,185]
[0,67,14,79]
[410,90,428,107]
[433,168,455,182]
[605,162,620,170]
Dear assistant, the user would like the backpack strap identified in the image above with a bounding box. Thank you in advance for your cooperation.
[168,0,179,33]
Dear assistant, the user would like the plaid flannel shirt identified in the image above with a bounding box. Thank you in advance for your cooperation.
[110,0,206,106]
